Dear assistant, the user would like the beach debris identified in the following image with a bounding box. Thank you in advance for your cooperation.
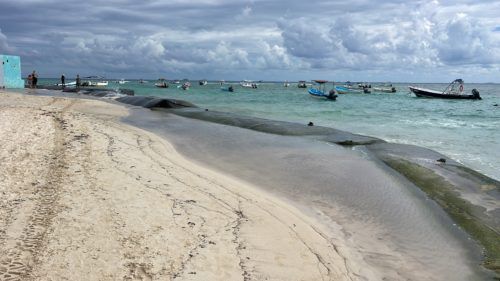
[308,121,314,126]
[437,158,446,163]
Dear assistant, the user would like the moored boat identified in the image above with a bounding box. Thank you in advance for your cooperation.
[155,78,169,88]
[409,79,481,100]
[181,81,191,90]
[199,79,208,86]
[372,84,396,93]
[297,81,307,88]
[221,85,234,92]
[95,81,108,86]
[335,85,363,94]
[240,80,258,88]
[308,80,337,100]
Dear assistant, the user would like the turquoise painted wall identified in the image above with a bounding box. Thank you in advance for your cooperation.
[0,55,25,88]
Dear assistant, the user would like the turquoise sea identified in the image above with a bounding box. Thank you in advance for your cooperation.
[39,79,500,181]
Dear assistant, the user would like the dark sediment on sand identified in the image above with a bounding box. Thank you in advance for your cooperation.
[117,96,500,276]
[367,143,500,273]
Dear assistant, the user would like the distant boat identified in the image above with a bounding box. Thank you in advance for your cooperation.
[335,86,360,94]
[155,78,169,88]
[117,79,129,84]
[308,80,337,100]
[56,81,77,87]
[297,81,307,88]
[199,79,208,86]
[181,81,191,90]
[221,85,234,92]
[409,79,481,100]
[372,84,396,93]
[139,79,147,84]
[240,80,257,88]
[284,81,290,87]
[95,81,108,86]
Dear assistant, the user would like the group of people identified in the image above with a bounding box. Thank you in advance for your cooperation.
[26,71,38,88]
[60,74,81,88]
[26,72,82,89]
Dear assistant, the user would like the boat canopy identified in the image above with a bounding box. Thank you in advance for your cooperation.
[313,80,328,84]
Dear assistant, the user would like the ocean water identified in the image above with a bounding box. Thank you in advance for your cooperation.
[39,79,500,181]
[34,79,498,279]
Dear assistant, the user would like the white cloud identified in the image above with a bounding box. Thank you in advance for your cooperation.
[207,41,250,68]
[1,0,499,81]
[0,28,12,53]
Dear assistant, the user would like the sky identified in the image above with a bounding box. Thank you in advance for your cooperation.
[1,0,500,82]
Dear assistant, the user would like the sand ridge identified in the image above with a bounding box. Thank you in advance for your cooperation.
[0,91,360,280]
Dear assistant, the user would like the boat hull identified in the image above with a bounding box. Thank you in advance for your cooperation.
[409,86,481,100]
[308,88,337,100]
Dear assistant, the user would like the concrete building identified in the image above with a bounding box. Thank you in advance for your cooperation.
[0,55,25,89]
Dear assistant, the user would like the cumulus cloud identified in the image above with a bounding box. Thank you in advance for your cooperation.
[0,28,12,53]
[0,0,499,81]
[277,1,500,74]
[434,14,499,65]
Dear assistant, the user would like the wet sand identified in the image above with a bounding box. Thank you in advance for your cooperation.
[122,106,497,280]
[0,91,359,280]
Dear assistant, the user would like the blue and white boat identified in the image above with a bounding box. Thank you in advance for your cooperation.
[335,85,366,94]
[308,80,337,100]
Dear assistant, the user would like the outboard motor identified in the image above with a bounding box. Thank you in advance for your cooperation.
[327,90,338,100]
[471,89,481,100]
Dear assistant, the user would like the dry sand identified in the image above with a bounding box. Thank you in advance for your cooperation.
[0,91,360,280]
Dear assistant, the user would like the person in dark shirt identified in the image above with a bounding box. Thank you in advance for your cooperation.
[31,71,38,88]
[61,74,65,88]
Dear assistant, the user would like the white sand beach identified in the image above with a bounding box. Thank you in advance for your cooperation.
[0,91,362,280]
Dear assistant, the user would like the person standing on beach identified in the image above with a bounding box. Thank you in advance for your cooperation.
[61,74,65,88]
[31,71,38,88]
[27,74,33,88]
[76,74,81,89]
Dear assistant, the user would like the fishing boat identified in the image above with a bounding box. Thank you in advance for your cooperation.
[181,81,191,90]
[335,85,363,94]
[308,80,337,100]
[221,85,234,92]
[95,81,108,86]
[155,78,169,88]
[240,80,258,88]
[199,79,208,86]
[372,84,396,93]
[409,79,481,100]
[56,81,77,87]
[284,81,290,87]
[297,81,307,88]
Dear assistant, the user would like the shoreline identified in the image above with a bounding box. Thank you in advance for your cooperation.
[117,95,499,277]
[0,90,361,280]
[2,89,498,279]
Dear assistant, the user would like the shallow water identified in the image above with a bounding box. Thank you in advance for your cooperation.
[30,86,496,279]
[122,107,494,280]
[38,79,500,180]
